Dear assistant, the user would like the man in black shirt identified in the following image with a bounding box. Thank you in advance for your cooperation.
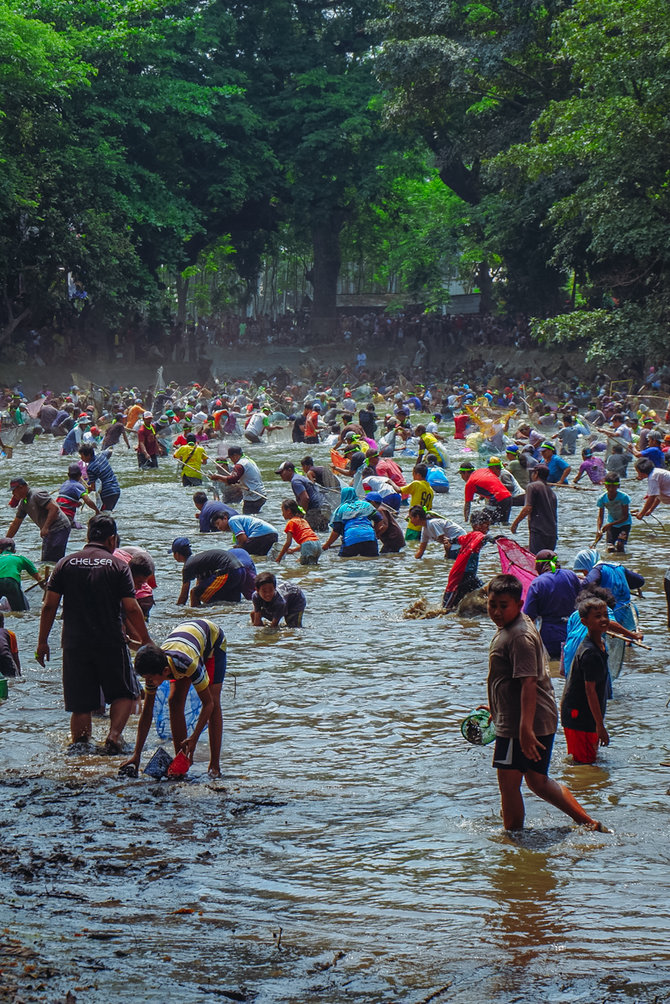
[36,514,151,752]
[171,536,245,605]
[509,464,558,554]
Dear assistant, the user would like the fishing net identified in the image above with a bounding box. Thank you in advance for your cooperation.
[461,707,496,746]
[496,537,538,601]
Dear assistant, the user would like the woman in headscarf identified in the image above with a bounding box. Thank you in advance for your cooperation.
[321,486,380,557]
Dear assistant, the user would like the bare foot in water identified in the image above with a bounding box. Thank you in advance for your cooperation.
[207,764,221,779]
[583,821,611,833]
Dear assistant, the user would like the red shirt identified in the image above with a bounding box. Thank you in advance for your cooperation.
[464,468,511,503]
[375,458,406,487]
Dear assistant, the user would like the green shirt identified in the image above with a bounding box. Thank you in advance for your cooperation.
[0,552,38,582]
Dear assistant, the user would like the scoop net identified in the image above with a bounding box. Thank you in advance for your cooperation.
[496,537,538,601]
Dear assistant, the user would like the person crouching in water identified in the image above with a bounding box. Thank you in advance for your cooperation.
[442,509,491,611]
[276,499,322,565]
[122,618,226,779]
[251,572,306,628]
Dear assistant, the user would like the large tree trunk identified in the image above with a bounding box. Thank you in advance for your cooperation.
[311,213,344,339]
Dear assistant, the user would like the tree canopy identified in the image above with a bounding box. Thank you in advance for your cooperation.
[1,0,669,367]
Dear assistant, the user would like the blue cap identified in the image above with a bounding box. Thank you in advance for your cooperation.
[505,444,519,454]
[365,492,383,504]
[170,536,191,555]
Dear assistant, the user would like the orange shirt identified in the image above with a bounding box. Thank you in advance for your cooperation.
[125,404,144,429]
[284,517,318,545]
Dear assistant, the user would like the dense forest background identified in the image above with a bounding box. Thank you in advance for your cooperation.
[1,0,668,367]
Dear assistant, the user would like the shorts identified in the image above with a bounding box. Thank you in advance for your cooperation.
[564,727,599,764]
[181,476,202,487]
[42,526,71,562]
[305,507,331,532]
[0,577,28,611]
[492,733,555,776]
[244,431,261,444]
[405,527,421,541]
[486,496,512,524]
[100,493,120,511]
[241,532,278,556]
[204,641,227,685]
[193,566,245,604]
[339,539,378,557]
[138,454,158,469]
[529,528,557,555]
[606,523,630,545]
[63,644,139,713]
[285,609,304,628]
[242,498,265,514]
[299,539,322,565]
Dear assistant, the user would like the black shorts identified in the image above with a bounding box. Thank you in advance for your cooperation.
[242,532,278,556]
[492,733,555,776]
[606,523,630,544]
[42,526,71,562]
[242,498,265,515]
[340,539,379,557]
[101,493,120,511]
[63,644,140,713]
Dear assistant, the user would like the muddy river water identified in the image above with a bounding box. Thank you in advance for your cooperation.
[1,430,669,1003]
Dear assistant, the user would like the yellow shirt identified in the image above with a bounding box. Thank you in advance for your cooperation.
[174,443,208,477]
[400,479,434,511]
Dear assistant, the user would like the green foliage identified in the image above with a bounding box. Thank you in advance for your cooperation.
[494,0,670,359]
[341,166,467,308]
[533,301,670,366]
[375,0,574,311]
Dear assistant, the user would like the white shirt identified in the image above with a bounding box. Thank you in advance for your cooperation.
[647,468,670,502]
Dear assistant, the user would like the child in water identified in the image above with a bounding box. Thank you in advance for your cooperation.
[251,572,306,628]
[276,499,322,565]
[560,596,611,764]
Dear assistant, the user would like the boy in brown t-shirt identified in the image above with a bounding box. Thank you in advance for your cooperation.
[486,573,605,831]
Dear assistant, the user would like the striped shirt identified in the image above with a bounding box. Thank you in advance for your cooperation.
[145,618,225,694]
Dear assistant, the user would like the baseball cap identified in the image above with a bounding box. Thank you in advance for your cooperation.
[143,411,153,419]
[505,444,519,454]
[275,461,294,474]
[9,477,28,489]
[170,536,191,556]
[540,441,556,452]
[487,456,502,467]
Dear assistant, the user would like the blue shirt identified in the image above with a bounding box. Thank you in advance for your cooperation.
[596,489,631,527]
[640,446,665,469]
[290,473,321,509]
[547,455,570,482]
[86,451,120,498]
[228,515,277,539]
[198,500,237,533]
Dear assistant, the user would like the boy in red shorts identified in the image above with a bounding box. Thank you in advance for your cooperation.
[561,596,610,764]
